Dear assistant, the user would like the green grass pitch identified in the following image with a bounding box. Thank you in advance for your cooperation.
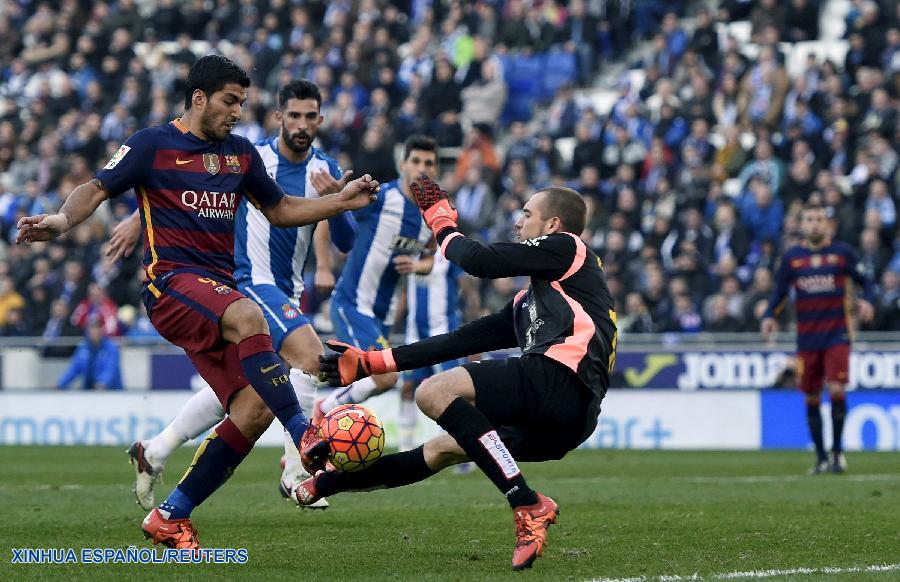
[0,447,898,581]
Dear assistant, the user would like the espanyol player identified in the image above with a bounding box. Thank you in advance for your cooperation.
[314,135,439,420]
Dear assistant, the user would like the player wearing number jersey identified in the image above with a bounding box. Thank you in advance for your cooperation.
[308,180,618,571]
[123,80,356,511]
[17,57,378,549]
[314,136,438,418]
[761,203,875,475]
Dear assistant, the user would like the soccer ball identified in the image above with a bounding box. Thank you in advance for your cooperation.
[318,404,385,472]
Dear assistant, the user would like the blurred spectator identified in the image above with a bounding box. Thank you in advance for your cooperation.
[57,319,123,390]
[620,292,656,333]
[704,294,744,332]
[740,178,785,246]
[0,276,25,329]
[460,59,507,131]
[454,165,495,240]
[70,283,120,337]
[664,293,703,333]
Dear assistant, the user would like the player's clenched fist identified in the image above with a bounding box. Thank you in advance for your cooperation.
[16,213,69,245]
[410,174,458,234]
[337,173,380,210]
[318,340,396,386]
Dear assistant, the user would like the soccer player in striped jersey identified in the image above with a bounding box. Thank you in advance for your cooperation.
[314,135,437,418]
[17,56,379,549]
[308,179,618,570]
[761,203,875,475]
[115,80,355,510]
[398,252,466,451]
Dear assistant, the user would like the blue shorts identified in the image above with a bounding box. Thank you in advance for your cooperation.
[330,299,391,351]
[238,283,311,353]
[405,359,462,385]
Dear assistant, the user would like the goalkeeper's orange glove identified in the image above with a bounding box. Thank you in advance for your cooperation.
[317,340,397,386]
[409,175,458,235]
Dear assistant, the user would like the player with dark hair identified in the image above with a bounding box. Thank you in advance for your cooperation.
[114,78,356,510]
[16,55,379,548]
[302,178,618,571]
[311,135,439,418]
[761,203,875,474]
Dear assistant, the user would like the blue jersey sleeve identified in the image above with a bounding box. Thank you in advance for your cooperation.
[327,212,358,253]
[94,129,157,197]
[242,144,285,209]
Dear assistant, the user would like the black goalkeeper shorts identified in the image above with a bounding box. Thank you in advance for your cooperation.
[462,355,601,462]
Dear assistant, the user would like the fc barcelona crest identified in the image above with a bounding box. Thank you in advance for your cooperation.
[225,154,241,173]
[811,254,822,267]
[203,153,220,174]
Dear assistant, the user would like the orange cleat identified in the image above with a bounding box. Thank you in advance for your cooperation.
[141,508,200,550]
[511,492,559,570]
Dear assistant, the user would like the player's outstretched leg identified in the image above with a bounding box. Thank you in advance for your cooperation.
[143,389,270,549]
[415,368,557,570]
[129,386,225,510]
[806,396,830,475]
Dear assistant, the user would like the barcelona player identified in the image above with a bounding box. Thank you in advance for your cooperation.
[16,56,379,548]
[113,80,354,511]
[761,203,875,474]
[308,178,618,570]
[313,136,438,419]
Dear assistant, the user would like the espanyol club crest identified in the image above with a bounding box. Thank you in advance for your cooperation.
[225,154,241,173]
[282,304,299,319]
[811,254,822,268]
[203,153,221,175]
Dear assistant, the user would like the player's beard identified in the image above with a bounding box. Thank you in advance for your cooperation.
[806,231,824,245]
[201,112,234,142]
[283,126,313,154]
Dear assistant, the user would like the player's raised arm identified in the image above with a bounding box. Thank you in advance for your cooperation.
[16,178,109,245]
[319,302,519,386]
[410,176,583,280]
[262,174,378,227]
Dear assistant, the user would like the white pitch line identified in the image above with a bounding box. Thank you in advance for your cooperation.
[590,562,900,582]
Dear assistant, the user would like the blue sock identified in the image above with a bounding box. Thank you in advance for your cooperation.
[158,417,251,519]
[238,334,309,444]
[159,487,195,520]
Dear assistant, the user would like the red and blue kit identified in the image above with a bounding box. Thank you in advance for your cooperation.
[95,120,285,406]
[764,241,875,392]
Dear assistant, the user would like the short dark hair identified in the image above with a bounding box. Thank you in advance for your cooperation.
[537,187,587,234]
[184,55,251,110]
[278,79,323,109]
[802,201,826,214]
[403,135,438,160]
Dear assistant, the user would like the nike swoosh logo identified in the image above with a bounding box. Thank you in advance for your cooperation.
[260,364,280,374]
[175,158,192,165]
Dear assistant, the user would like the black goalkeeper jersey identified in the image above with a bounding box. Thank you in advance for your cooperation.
[390,228,618,401]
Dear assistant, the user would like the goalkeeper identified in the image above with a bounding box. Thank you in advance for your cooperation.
[301,177,618,571]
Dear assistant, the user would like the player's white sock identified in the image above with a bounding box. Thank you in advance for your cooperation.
[282,429,304,477]
[290,368,318,416]
[398,397,418,452]
[144,386,225,469]
[320,376,379,412]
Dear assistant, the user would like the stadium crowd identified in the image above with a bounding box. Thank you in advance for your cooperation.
[0,0,899,347]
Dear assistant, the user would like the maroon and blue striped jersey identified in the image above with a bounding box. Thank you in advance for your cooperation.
[95,119,284,285]
[764,240,875,351]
